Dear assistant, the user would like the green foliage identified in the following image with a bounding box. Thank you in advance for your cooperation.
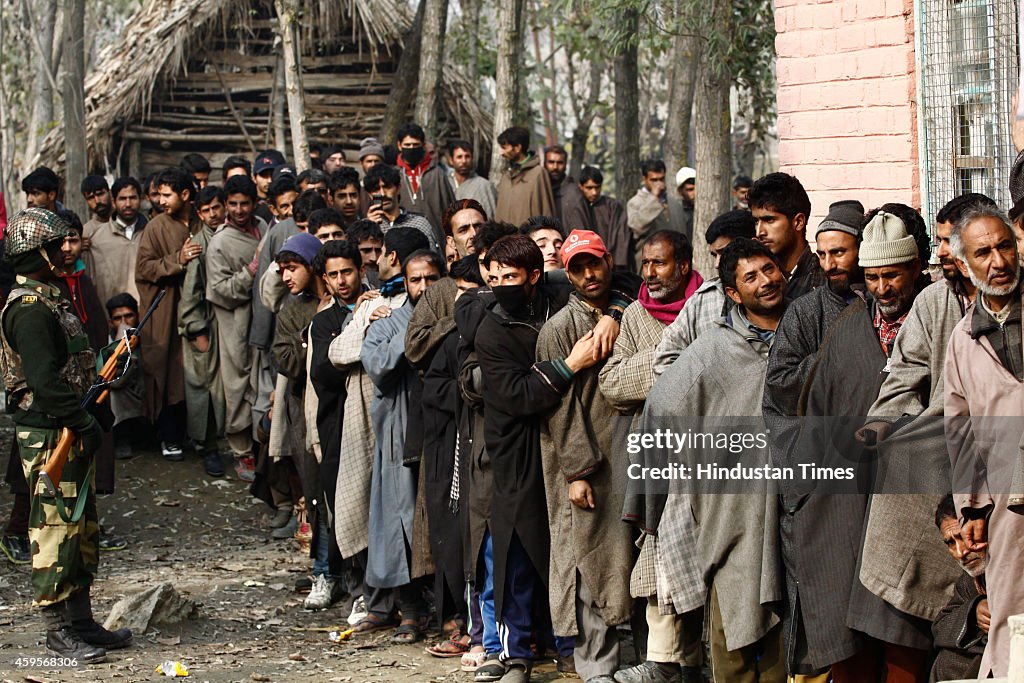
[726,0,777,145]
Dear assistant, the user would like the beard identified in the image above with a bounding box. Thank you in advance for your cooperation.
[826,270,853,295]
[745,284,783,316]
[939,257,960,282]
[969,267,1020,298]
[961,552,987,578]
[647,270,685,301]
[877,298,909,318]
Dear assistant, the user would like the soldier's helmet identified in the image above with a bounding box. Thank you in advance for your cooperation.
[4,208,71,258]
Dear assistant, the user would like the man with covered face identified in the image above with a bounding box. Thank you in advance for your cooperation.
[474,234,601,682]
[395,122,454,246]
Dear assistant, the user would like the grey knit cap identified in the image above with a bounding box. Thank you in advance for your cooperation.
[815,200,865,238]
[359,137,386,161]
[4,208,71,257]
[858,211,917,267]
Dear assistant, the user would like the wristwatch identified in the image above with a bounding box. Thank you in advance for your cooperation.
[605,308,623,323]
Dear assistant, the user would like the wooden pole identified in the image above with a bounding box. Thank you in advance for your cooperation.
[62,0,87,216]
[490,0,525,179]
[274,0,309,171]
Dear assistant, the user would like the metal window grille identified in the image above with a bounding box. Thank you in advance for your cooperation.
[917,0,1018,225]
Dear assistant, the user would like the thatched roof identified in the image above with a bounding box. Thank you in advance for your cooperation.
[35,0,492,171]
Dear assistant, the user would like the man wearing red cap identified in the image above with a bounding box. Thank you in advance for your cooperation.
[535,229,637,683]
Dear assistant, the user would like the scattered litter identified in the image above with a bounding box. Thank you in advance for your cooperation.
[288,652,307,661]
[243,580,266,587]
[215,562,250,572]
[155,660,189,677]
[328,629,354,643]
[250,674,272,682]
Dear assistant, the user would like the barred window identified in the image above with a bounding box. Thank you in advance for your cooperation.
[918,0,1018,225]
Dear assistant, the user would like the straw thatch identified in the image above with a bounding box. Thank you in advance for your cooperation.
[35,0,492,174]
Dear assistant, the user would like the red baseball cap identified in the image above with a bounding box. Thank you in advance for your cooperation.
[559,229,608,269]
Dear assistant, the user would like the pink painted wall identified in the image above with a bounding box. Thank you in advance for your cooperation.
[774,0,919,228]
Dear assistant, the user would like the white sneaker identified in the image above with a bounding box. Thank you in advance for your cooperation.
[347,595,367,625]
[304,575,337,610]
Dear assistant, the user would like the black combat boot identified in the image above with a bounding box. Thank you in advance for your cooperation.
[67,588,133,650]
[41,603,107,663]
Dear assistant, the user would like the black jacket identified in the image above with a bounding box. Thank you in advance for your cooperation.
[474,283,572,617]
[930,572,986,682]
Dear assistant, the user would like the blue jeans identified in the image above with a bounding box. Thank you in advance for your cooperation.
[312,519,338,579]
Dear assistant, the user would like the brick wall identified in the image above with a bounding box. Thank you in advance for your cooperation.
[774,0,919,229]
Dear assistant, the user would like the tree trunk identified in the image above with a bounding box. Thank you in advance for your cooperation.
[663,0,698,175]
[414,0,448,139]
[489,0,525,179]
[612,7,640,198]
[25,0,57,169]
[691,0,732,278]
[0,1,17,214]
[568,58,602,180]
[62,0,86,216]
[380,0,426,144]
[463,0,480,83]
[272,54,287,152]
[275,0,309,172]
[528,1,553,146]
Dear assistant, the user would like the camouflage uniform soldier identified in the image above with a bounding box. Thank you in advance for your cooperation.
[0,208,132,662]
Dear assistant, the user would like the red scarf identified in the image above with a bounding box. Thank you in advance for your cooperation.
[59,262,89,324]
[396,153,432,194]
[638,271,704,324]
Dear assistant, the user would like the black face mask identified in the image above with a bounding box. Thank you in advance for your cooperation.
[492,284,533,318]
[401,147,426,167]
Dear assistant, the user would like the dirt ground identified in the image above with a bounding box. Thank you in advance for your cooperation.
[0,430,630,683]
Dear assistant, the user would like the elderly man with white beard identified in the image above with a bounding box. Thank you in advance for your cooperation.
[944,203,1024,678]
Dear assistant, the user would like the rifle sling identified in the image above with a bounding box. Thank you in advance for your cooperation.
[44,460,94,524]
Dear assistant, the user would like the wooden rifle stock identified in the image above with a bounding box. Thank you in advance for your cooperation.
[40,428,75,498]
[39,288,165,498]
[95,333,137,404]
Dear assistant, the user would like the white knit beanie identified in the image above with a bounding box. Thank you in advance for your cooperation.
[858,211,917,267]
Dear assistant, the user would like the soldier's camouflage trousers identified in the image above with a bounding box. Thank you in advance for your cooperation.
[16,426,98,606]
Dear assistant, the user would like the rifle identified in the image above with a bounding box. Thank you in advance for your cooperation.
[40,289,166,505]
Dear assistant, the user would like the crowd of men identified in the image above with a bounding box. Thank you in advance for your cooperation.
[0,118,1020,683]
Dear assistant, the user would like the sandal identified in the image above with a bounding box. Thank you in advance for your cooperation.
[474,658,506,682]
[390,616,429,644]
[461,647,487,671]
[426,632,471,658]
[351,613,399,634]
